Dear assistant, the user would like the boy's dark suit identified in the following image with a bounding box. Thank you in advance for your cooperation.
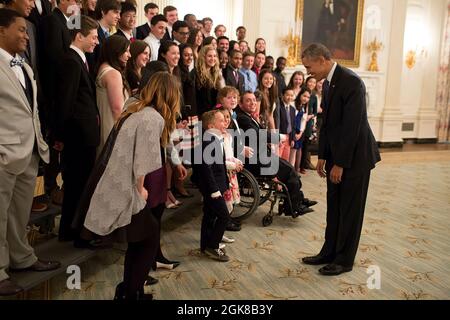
[55,48,100,242]
[136,23,151,40]
[223,65,245,94]
[276,98,296,136]
[192,132,230,251]
[318,64,381,268]
[39,7,72,130]
[27,0,53,28]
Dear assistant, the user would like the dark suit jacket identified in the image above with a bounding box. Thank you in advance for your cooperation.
[114,29,127,38]
[276,99,296,136]
[54,49,100,147]
[223,65,245,94]
[39,7,72,129]
[27,0,53,28]
[191,133,229,195]
[136,23,151,40]
[319,64,380,176]
[39,8,71,70]
[236,107,272,175]
[273,69,286,97]
[162,28,173,41]
[180,67,197,118]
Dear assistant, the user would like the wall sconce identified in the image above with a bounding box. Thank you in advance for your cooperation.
[405,47,428,69]
[404,7,429,70]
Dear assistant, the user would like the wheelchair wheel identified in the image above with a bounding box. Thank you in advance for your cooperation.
[232,169,260,221]
[262,215,273,227]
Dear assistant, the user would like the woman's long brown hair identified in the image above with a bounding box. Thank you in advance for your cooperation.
[118,72,181,147]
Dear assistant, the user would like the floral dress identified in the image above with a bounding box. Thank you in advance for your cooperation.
[223,131,242,213]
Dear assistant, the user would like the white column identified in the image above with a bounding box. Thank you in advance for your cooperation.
[416,0,446,141]
[243,0,261,49]
[379,0,408,146]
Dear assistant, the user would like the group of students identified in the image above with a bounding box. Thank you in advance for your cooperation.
[0,0,322,298]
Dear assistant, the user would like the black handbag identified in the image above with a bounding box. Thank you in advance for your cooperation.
[71,114,132,232]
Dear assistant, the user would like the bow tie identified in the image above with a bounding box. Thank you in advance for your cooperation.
[10,57,25,68]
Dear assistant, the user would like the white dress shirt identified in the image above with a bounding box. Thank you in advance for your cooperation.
[35,0,43,15]
[143,32,161,62]
[327,62,338,83]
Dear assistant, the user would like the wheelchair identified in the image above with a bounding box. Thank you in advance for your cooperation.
[231,168,294,227]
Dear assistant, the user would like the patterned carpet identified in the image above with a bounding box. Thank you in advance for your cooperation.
[26,150,450,299]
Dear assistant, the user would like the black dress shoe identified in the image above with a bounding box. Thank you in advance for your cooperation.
[226,221,241,232]
[145,275,159,286]
[319,264,353,276]
[113,282,125,300]
[230,218,242,226]
[302,255,334,265]
[10,259,61,272]
[303,199,318,208]
[298,206,314,216]
[0,279,23,296]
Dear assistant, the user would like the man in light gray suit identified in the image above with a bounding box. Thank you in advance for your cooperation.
[5,0,50,213]
[0,8,60,296]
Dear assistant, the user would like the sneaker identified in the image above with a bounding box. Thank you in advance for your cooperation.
[204,247,230,262]
[221,235,235,243]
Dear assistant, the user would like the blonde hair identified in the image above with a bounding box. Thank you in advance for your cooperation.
[119,72,181,147]
[202,110,219,129]
[196,45,222,89]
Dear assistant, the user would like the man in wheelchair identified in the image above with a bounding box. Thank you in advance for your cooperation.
[235,91,317,217]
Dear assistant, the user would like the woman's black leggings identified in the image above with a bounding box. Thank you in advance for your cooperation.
[123,213,159,298]
[150,203,166,263]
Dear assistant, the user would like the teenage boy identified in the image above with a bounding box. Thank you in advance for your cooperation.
[54,15,100,246]
[136,2,159,40]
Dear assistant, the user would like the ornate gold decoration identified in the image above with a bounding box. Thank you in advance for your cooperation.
[367,37,383,72]
[282,28,301,67]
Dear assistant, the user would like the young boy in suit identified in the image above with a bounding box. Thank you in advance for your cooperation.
[192,110,231,262]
